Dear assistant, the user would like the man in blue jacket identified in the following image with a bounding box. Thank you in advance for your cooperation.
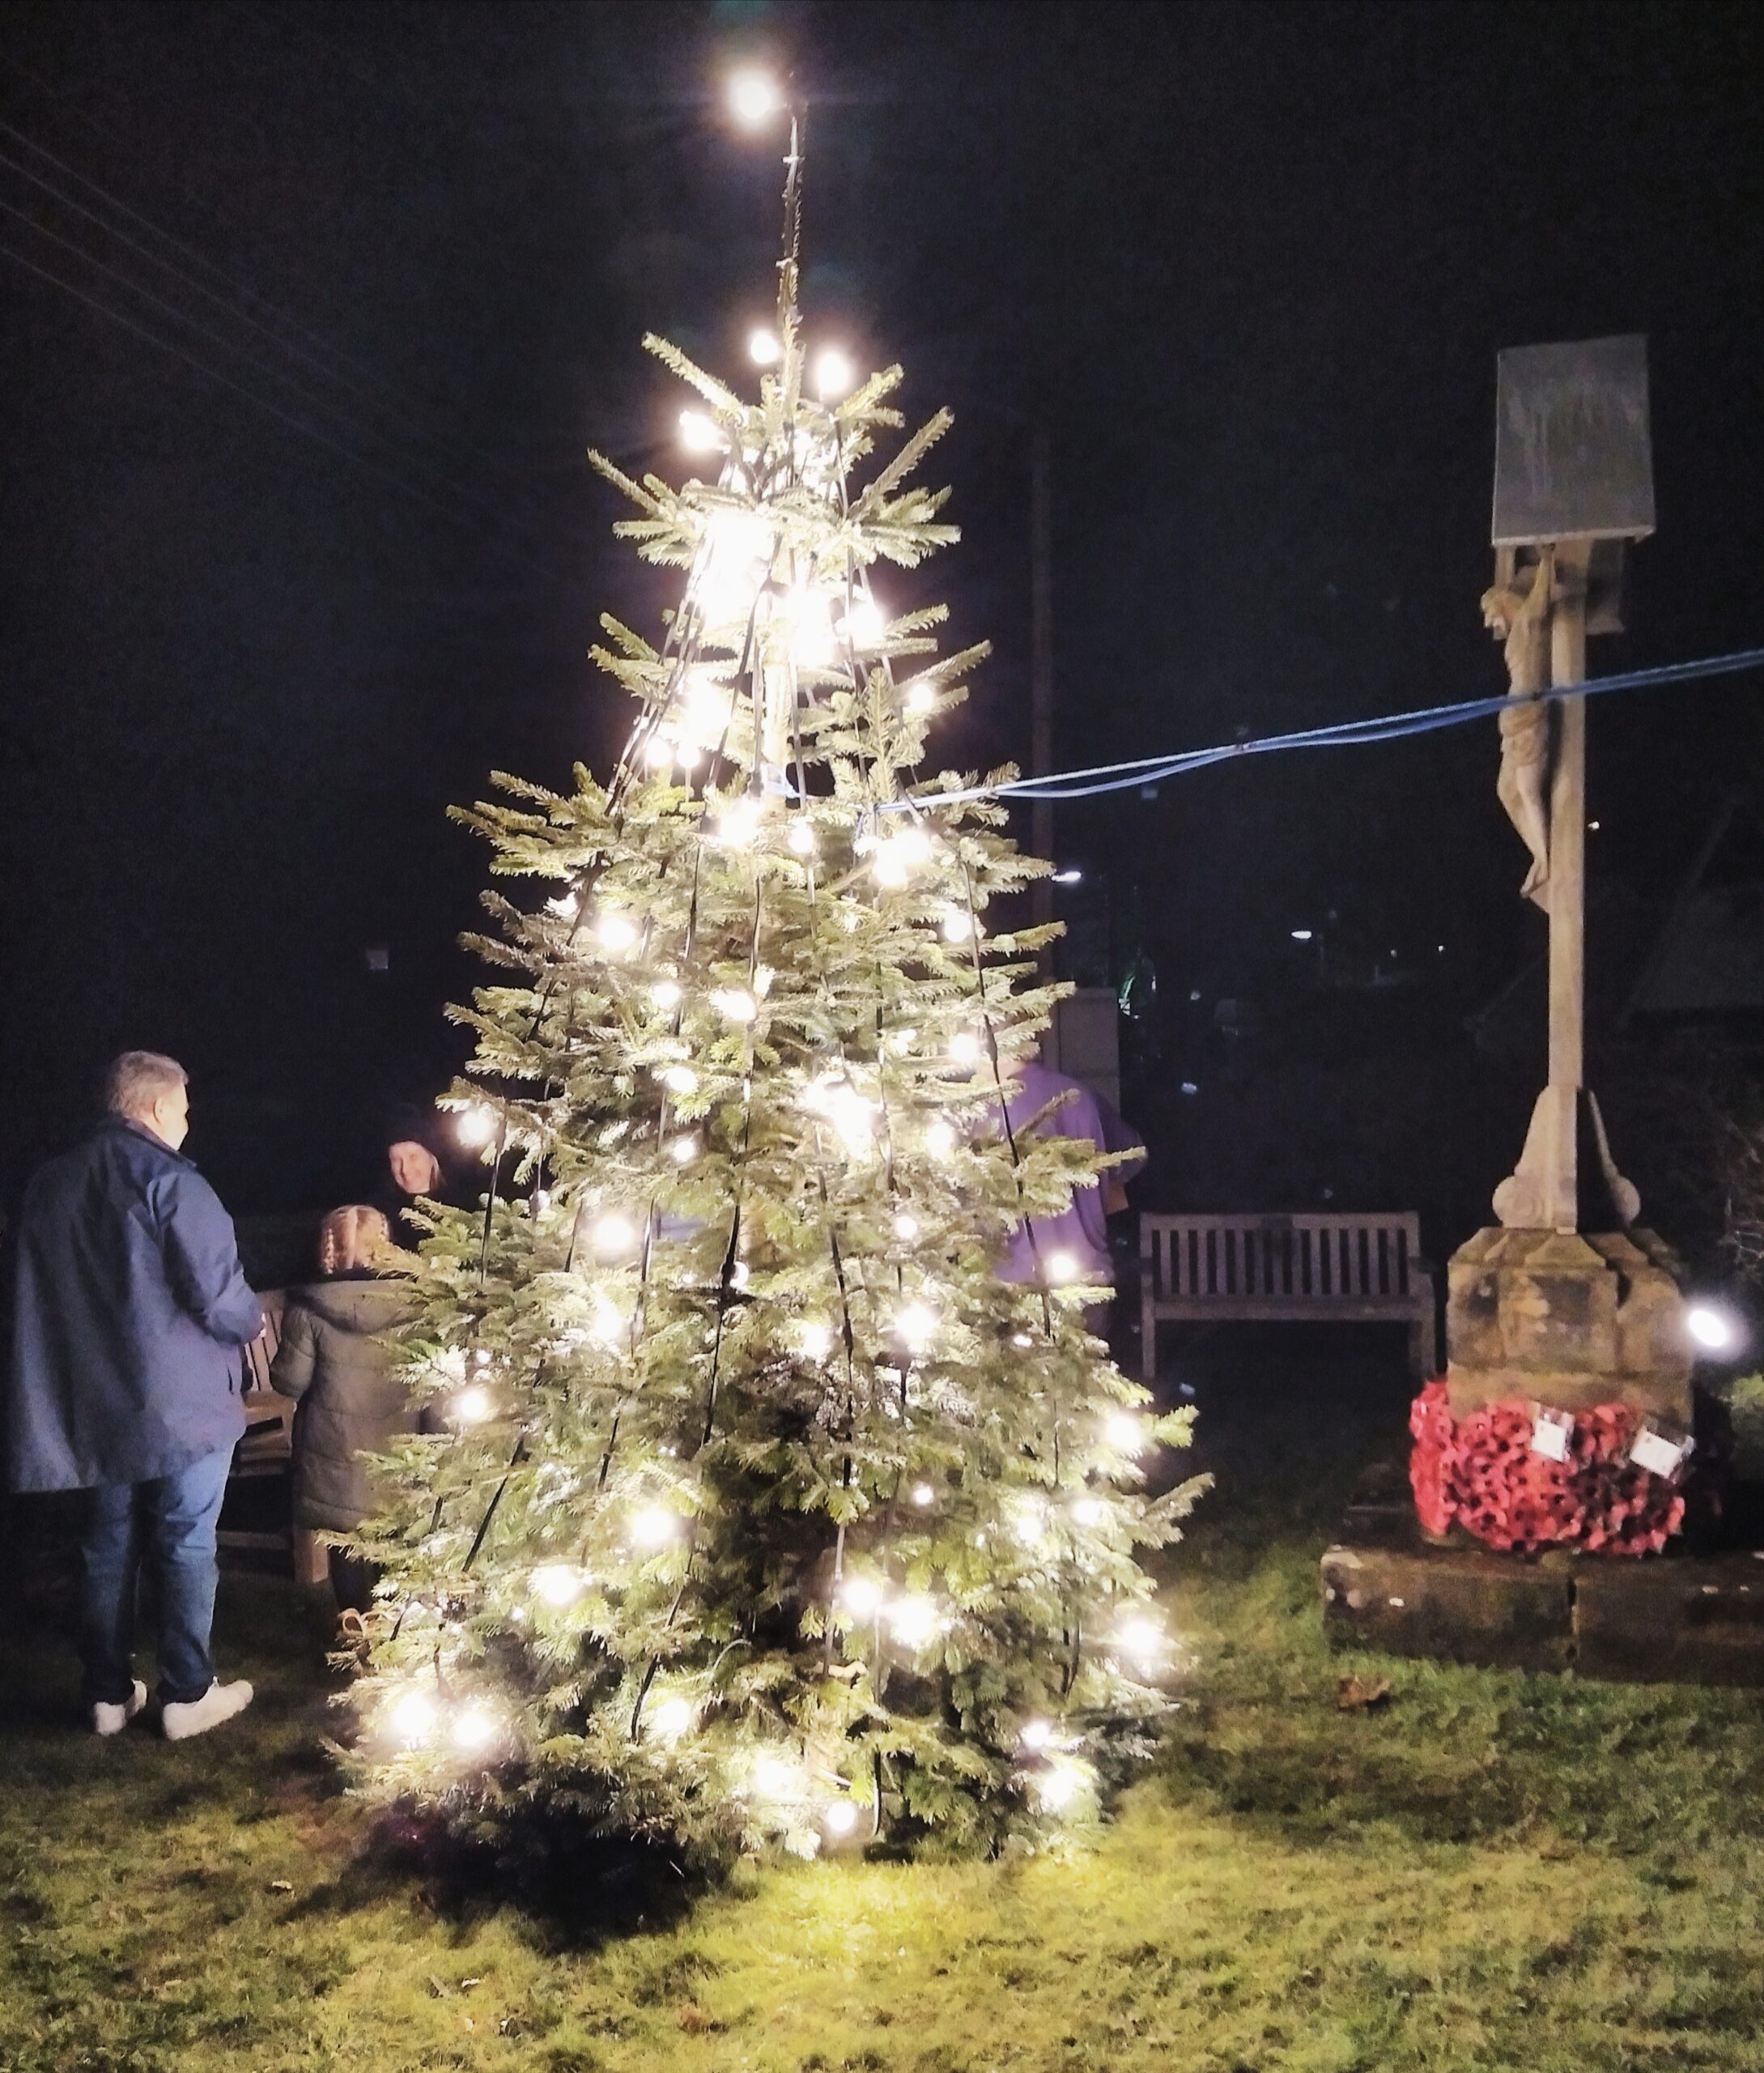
[7,1052,264,1739]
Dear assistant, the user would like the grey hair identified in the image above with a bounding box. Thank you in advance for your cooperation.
[105,1050,188,1118]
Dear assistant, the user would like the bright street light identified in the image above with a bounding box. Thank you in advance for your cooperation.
[1687,1302,1741,1354]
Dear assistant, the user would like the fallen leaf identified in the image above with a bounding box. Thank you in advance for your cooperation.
[678,1999,720,2033]
[1336,1673,1392,1711]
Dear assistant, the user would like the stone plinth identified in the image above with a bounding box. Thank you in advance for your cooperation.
[1321,1481,1764,1687]
[1444,1226,1691,1422]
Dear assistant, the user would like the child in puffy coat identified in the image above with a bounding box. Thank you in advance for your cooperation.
[270,1205,418,1614]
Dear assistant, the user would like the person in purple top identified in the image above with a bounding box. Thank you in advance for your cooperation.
[994,1057,1146,1287]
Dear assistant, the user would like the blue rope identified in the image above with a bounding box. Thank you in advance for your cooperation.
[893,645,1764,809]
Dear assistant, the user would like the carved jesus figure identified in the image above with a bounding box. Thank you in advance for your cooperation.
[1481,543,1555,909]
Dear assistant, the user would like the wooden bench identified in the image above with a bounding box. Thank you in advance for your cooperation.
[1138,1212,1439,1381]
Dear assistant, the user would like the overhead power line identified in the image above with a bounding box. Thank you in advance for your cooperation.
[897,647,1764,809]
[0,189,517,544]
[0,237,558,575]
[0,114,517,483]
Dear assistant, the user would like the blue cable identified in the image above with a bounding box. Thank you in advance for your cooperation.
[891,645,1764,809]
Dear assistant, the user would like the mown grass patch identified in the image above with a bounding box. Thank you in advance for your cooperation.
[5,1346,1763,2071]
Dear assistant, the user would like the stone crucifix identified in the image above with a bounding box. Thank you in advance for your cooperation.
[1481,337,1655,1237]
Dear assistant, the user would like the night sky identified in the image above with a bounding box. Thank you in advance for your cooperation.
[4,1,1763,1233]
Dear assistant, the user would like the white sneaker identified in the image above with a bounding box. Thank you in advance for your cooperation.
[162,1679,254,1741]
[92,1679,148,1736]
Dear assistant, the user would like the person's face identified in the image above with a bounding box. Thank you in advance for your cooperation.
[388,1140,441,1197]
[147,1083,190,1151]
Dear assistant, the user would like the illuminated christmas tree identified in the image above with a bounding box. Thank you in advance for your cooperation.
[351,87,1201,1863]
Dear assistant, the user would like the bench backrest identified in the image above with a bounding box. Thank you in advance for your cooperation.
[1141,1213,1423,1302]
[241,1290,286,1394]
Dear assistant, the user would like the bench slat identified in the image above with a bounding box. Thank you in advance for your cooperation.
[1138,1211,1437,1381]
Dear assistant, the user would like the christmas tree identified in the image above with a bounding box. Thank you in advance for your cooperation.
[351,102,1202,1865]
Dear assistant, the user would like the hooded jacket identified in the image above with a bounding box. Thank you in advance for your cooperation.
[269,1275,420,1532]
[6,1117,263,1491]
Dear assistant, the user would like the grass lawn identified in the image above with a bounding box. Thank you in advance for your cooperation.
[5,1336,1764,2073]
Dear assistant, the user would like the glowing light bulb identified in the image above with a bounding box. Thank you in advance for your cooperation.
[748,327,781,366]
[841,1575,884,1619]
[643,733,675,770]
[593,1213,635,1257]
[837,597,885,646]
[715,796,763,847]
[697,513,776,632]
[893,1211,920,1242]
[1117,1615,1163,1666]
[389,1688,437,1743]
[1070,1497,1103,1528]
[1019,1718,1053,1752]
[949,1031,981,1066]
[676,741,704,772]
[896,1301,937,1354]
[651,979,682,1011]
[649,1695,693,1740]
[822,1799,860,1837]
[1011,1496,1049,1547]
[661,1065,698,1096]
[906,681,935,715]
[814,347,855,399]
[1688,1303,1738,1352]
[924,1120,956,1160]
[887,1594,939,1647]
[1012,1331,1034,1350]
[589,1292,627,1348]
[942,908,974,944]
[1035,1762,1082,1811]
[911,1482,935,1508]
[451,1385,494,1428]
[678,408,722,453]
[895,824,933,866]
[474,1348,492,1369]
[728,68,783,126]
[1105,1411,1145,1453]
[450,1706,498,1754]
[790,590,837,668]
[787,819,817,856]
[797,1319,835,1364]
[669,1134,699,1165]
[752,1754,797,1798]
[1045,1250,1079,1284]
[873,844,909,889]
[456,1105,495,1148]
[711,987,757,1024]
[531,1564,582,1608]
[801,1073,876,1157]
[631,1505,677,1550]
[597,909,640,954]
[546,890,581,920]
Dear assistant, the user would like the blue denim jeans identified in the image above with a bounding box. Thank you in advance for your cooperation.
[79,1447,233,1706]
